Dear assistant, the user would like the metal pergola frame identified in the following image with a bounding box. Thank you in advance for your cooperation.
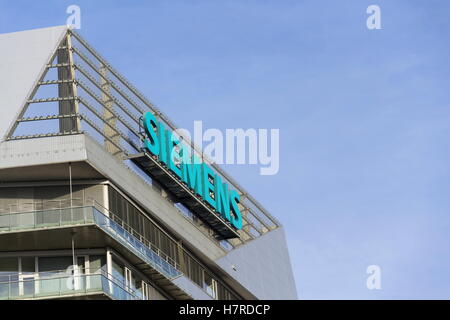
[6,29,281,250]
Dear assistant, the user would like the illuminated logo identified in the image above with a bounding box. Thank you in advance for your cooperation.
[141,112,243,230]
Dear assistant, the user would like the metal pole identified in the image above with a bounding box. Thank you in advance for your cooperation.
[69,162,73,209]
[71,231,76,268]
[71,231,76,291]
[70,163,76,290]
[69,162,73,224]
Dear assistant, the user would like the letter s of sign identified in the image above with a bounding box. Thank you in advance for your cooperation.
[229,190,243,230]
[143,112,160,156]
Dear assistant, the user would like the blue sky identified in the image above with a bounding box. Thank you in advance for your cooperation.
[1,0,450,299]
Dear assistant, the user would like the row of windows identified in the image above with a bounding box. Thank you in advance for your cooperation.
[0,253,162,300]
[108,187,180,264]
[0,185,240,300]
[0,254,106,299]
[108,186,239,300]
[111,254,164,300]
[182,252,236,300]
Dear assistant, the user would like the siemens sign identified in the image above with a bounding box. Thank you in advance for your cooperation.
[141,112,243,230]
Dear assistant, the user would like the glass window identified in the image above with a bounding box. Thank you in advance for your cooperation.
[20,257,36,298]
[88,255,106,292]
[89,255,106,273]
[38,256,73,295]
[111,259,125,285]
[22,276,35,296]
[38,256,72,273]
[77,256,85,273]
[0,257,18,274]
[141,281,150,300]
[204,273,217,299]
[21,257,35,274]
[0,257,19,298]
[184,253,203,287]
[105,186,238,299]
[124,267,135,292]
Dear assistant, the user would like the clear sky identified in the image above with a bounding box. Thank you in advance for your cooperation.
[1,0,450,299]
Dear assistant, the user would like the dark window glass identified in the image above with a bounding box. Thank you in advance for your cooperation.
[90,255,106,273]
[106,186,239,299]
[0,257,19,298]
[21,257,35,273]
[38,256,72,272]
[0,257,18,274]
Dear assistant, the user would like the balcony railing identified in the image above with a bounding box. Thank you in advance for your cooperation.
[0,268,141,300]
[0,199,181,270]
[92,207,181,279]
[0,204,181,280]
[0,206,94,232]
[0,199,237,299]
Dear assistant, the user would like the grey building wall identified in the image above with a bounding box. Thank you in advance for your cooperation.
[216,227,298,300]
[147,284,168,300]
[0,134,87,169]
[172,276,213,300]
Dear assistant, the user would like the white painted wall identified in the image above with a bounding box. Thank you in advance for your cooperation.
[0,26,67,140]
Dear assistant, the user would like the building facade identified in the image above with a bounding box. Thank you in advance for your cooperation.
[0,26,297,300]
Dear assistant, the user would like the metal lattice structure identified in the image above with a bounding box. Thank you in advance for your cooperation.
[6,29,281,250]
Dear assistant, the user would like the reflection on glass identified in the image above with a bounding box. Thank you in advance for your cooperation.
[0,257,18,298]
[22,277,35,296]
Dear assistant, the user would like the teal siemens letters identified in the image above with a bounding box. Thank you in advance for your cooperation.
[142,112,243,230]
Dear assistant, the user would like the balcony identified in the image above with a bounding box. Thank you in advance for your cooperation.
[0,203,192,299]
[0,204,180,278]
[0,205,94,233]
[0,268,141,300]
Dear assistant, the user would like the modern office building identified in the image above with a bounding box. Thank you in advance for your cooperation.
[0,26,297,300]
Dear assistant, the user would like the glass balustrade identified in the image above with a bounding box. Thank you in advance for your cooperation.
[92,208,181,279]
[0,203,234,299]
[0,206,181,281]
[0,207,94,232]
[0,269,140,300]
